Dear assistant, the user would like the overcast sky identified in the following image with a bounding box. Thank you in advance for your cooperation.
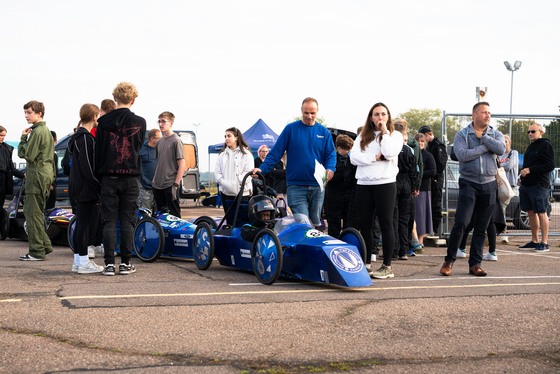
[2,0,559,172]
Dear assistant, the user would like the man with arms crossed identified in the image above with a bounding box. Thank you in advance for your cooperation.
[440,102,505,277]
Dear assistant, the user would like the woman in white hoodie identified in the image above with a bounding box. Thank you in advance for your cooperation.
[214,127,254,224]
[350,102,403,279]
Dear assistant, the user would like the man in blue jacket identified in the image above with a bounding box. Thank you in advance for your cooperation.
[440,102,505,277]
[254,97,336,229]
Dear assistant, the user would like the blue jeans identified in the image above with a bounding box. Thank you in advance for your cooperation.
[446,178,496,266]
[287,185,324,226]
[101,177,139,265]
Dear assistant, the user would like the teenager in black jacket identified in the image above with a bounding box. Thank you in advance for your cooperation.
[68,104,103,274]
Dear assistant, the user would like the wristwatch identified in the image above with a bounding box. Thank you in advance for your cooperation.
[173,183,179,187]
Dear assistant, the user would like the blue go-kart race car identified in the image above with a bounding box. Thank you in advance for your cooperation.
[67,208,217,262]
[191,173,373,287]
[132,209,217,262]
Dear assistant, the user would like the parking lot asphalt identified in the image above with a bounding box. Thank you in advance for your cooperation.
[1,202,559,373]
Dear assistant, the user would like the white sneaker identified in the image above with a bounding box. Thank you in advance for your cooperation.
[71,263,79,273]
[78,260,104,274]
[366,263,374,276]
[500,236,509,244]
[87,246,95,259]
[456,248,467,258]
[482,252,498,261]
[94,244,104,256]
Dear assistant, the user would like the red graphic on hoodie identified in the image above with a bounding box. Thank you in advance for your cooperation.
[110,126,142,165]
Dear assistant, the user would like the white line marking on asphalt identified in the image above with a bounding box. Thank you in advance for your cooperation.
[59,281,560,301]
[0,299,22,303]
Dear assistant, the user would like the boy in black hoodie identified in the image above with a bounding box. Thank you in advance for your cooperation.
[95,82,146,275]
[518,123,555,252]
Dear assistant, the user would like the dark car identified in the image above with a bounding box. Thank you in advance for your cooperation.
[11,129,202,203]
[444,160,551,231]
[10,135,70,202]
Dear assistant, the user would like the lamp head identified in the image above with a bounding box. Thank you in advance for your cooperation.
[514,61,522,69]
[504,61,512,70]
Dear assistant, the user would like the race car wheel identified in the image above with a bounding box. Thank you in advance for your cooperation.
[193,215,218,230]
[193,222,214,270]
[133,216,164,262]
[251,228,283,285]
[339,227,367,263]
[67,215,77,252]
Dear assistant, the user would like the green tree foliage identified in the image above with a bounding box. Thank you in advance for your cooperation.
[496,118,560,166]
[495,119,534,154]
[397,108,467,145]
[292,116,326,125]
[544,119,560,166]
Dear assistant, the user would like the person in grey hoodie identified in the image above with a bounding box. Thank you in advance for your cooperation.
[440,102,505,277]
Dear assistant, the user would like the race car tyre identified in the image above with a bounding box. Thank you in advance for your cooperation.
[67,215,77,251]
[339,227,367,263]
[133,216,164,262]
[193,215,218,230]
[0,208,8,240]
[193,222,214,270]
[251,228,283,285]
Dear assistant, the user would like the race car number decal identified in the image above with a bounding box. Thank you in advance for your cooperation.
[329,247,363,273]
[173,239,189,247]
[305,229,327,238]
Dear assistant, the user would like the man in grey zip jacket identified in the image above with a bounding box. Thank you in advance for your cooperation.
[440,102,505,277]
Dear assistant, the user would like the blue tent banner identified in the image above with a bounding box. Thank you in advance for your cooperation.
[208,118,278,155]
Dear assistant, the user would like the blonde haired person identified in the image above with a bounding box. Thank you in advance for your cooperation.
[95,82,146,275]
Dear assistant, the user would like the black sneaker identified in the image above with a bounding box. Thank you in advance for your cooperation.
[534,243,550,253]
[519,241,538,250]
[119,263,136,275]
[103,264,116,276]
[19,253,44,261]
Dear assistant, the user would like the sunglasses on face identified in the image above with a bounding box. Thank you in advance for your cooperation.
[527,130,537,134]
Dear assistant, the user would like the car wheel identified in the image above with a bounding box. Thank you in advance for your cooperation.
[193,215,218,230]
[515,204,552,231]
[193,222,214,270]
[133,216,164,262]
[67,215,77,252]
[339,227,367,263]
[251,228,283,285]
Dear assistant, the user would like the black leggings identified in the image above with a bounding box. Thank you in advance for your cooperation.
[355,183,396,266]
[75,200,99,257]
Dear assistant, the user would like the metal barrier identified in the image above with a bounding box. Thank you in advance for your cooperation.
[440,112,560,237]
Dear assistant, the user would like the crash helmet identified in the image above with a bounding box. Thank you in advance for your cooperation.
[248,195,276,226]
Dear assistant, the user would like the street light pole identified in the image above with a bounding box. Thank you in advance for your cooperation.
[503,60,522,138]
[193,122,201,137]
